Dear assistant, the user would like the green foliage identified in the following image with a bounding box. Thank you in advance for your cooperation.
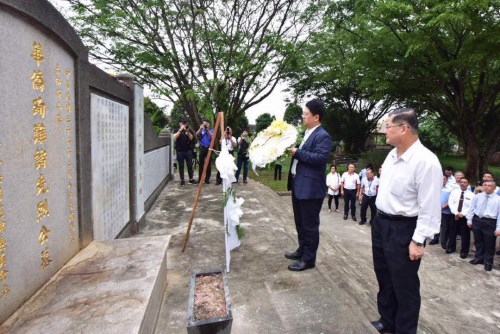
[283,103,302,126]
[255,113,275,133]
[67,0,315,131]
[144,97,167,135]
[419,113,459,153]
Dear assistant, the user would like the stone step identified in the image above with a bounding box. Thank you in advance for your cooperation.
[0,235,170,334]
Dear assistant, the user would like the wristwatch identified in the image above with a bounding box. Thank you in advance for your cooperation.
[411,239,424,247]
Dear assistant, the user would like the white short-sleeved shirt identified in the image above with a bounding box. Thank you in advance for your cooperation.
[361,177,379,197]
[326,172,341,195]
[341,172,360,190]
[448,188,474,216]
[376,140,442,243]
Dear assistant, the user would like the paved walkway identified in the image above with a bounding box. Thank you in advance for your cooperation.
[139,176,500,334]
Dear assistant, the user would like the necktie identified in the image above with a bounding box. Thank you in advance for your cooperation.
[477,195,489,218]
[457,191,464,213]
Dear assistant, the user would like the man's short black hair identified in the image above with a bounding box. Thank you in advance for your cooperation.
[445,166,454,172]
[388,108,418,133]
[305,98,325,121]
[203,119,210,124]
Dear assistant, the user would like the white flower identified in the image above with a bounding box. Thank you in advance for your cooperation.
[249,120,298,172]
[215,147,237,183]
[226,195,244,226]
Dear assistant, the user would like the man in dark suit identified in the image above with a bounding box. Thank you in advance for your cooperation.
[285,98,332,271]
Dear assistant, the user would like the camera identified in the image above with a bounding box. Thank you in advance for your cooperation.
[226,126,230,135]
[203,124,208,129]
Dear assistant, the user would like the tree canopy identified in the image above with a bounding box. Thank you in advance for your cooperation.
[283,103,302,126]
[67,0,313,128]
[255,113,275,133]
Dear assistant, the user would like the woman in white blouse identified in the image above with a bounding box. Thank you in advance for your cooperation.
[326,165,341,213]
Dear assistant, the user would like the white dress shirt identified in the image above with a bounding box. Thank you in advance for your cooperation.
[361,177,379,197]
[326,172,341,195]
[448,188,474,216]
[466,192,500,231]
[291,124,320,175]
[376,140,442,243]
[341,172,360,190]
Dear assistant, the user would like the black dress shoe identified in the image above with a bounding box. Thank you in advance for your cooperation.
[469,259,483,265]
[429,238,439,245]
[359,221,365,225]
[288,260,315,271]
[352,216,357,221]
[485,264,492,271]
[460,253,468,259]
[445,248,455,254]
[370,320,394,334]
[343,215,348,220]
[284,251,302,260]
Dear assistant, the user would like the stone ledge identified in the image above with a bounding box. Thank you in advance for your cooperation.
[0,235,170,334]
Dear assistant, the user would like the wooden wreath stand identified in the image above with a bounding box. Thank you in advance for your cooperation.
[181,112,225,252]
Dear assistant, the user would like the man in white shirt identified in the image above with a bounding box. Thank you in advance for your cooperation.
[340,163,360,221]
[466,180,500,271]
[358,168,378,225]
[370,108,442,334]
[447,177,474,258]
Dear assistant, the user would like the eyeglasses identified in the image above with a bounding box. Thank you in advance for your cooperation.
[385,123,405,130]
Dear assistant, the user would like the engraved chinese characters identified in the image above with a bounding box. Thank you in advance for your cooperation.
[91,95,130,240]
[0,149,9,298]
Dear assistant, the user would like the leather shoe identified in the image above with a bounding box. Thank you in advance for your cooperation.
[343,215,348,220]
[284,251,302,261]
[485,264,492,271]
[352,216,357,221]
[288,260,315,271]
[469,259,483,265]
[359,221,366,225]
[370,320,394,334]
[459,253,467,259]
[445,248,455,254]
[429,238,439,245]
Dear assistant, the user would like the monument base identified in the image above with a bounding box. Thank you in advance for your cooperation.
[0,235,170,334]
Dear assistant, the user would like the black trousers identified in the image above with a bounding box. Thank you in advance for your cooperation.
[372,214,421,334]
[360,195,377,224]
[471,216,497,266]
[447,217,471,254]
[274,164,282,180]
[438,213,454,249]
[328,194,339,210]
[176,150,193,181]
[198,146,211,182]
[291,186,324,264]
[343,189,357,217]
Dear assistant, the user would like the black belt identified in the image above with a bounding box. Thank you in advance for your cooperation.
[377,210,417,221]
[473,215,496,222]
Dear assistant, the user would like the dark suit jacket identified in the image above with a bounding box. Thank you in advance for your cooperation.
[287,126,332,200]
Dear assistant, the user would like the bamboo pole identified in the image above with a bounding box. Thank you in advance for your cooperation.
[181,112,223,252]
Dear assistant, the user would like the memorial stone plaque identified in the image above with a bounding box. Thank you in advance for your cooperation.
[90,94,130,240]
[144,146,170,200]
[0,9,79,321]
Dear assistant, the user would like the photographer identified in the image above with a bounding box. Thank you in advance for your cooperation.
[174,118,196,186]
[235,129,250,184]
[196,119,215,184]
[216,126,237,185]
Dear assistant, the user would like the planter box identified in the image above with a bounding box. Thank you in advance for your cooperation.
[187,270,233,334]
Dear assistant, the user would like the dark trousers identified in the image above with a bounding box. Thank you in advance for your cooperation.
[235,156,249,181]
[328,194,339,210]
[447,217,471,254]
[343,189,357,217]
[436,213,454,249]
[177,150,193,181]
[198,146,211,182]
[361,195,377,224]
[471,216,497,266]
[274,164,282,180]
[372,214,421,334]
[291,187,324,264]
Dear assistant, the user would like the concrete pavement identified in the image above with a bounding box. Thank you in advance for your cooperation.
[139,176,500,334]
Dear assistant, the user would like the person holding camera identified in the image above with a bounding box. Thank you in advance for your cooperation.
[216,126,237,185]
[174,118,196,186]
[235,129,251,183]
[196,119,215,184]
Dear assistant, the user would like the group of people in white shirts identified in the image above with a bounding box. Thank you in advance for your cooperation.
[326,163,381,225]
